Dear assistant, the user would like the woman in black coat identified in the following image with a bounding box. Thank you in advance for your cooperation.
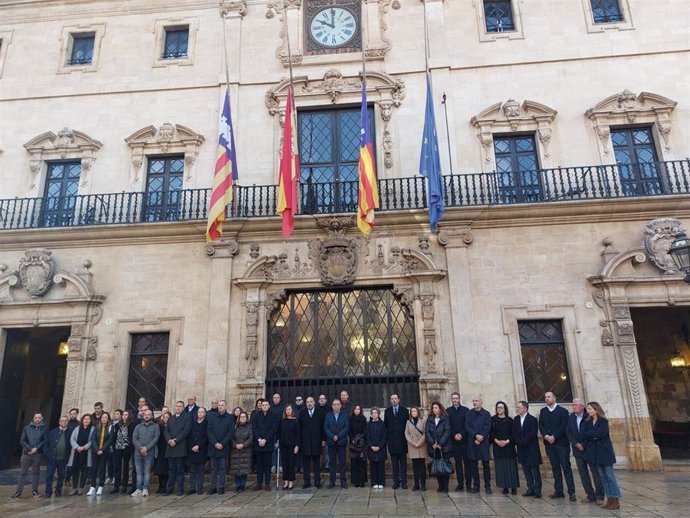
[111,410,135,494]
[279,404,300,490]
[187,408,209,495]
[425,402,452,493]
[491,401,519,495]
[582,402,621,510]
[89,411,113,496]
[154,412,170,493]
[349,405,367,488]
[366,407,387,488]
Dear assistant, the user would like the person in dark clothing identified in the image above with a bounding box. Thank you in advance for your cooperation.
[366,407,387,488]
[279,404,300,490]
[154,412,170,493]
[64,408,79,490]
[491,401,519,495]
[539,391,576,501]
[405,407,427,491]
[207,400,234,494]
[582,402,621,510]
[185,396,200,421]
[297,396,325,489]
[230,412,253,492]
[466,395,492,494]
[425,402,452,493]
[339,391,354,419]
[250,398,264,475]
[67,414,95,495]
[44,416,72,498]
[447,392,471,491]
[12,413,47,499]
[111,410,135,494]
[567,398,604,503]
[324,399,349,489]
[165,401,192,496]
[88,411,113,496]
[513,401,542,498]
[384,394,409,489]
[349,404,368,487]
[187,407,208,495]
[253,400,278,491]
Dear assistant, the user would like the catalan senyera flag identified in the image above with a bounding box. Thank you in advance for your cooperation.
[277,86,300,238]
[206,88,238,242]
[357,80,379,235]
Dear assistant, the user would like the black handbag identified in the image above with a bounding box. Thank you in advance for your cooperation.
[428,448,454,477]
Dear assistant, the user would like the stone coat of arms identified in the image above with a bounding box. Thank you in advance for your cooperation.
[18,249,55,297]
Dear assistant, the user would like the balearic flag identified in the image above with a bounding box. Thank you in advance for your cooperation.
[206,88,239,241]
[357,80,379,235]
[419,73,445,231]
[277,86,300,238]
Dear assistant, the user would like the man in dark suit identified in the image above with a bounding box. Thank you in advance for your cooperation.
[207,400,234,494]
[447,392,471,491]
[185,396,199,421]
[513,401,542,498]
[384,394,409,489]
[323,399,349,488]
[298,396,325,488]
[566,398,604,503]
[165,401,192,496]
[44,416,72,498]
[465,395,492,494]
[539,392,576,501]
[253,399,278,491]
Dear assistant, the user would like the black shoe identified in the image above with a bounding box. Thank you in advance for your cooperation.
[252,485,262,491]
[328,483,336,489]
[32,491,40,498]
[264,486,271,492]
[219,489,225,495]
[436,487,444,493]
[421,485,426,491]
[533,493,542,498]
[502,488,509,494]
[178,490,184,496]
[163,492,172,496]
[55,492,62,497]
[392,482,400,490]
[412,485,419,491]
[109,488,119,495]
[455,485,464,491]
[485,487,492,494]
[187,490,196,495]
[341,482,348,489]
[511,489,517,495]
[401,483,407,489]
[523,490,534,497]
[302,483,311,489]
[315,484,322,489]
[569,493,577,502]
[10,491,21,499]
[208,488,218,495]
[470,487,480,493]
[550,492,565,499]
[44,493,52,498]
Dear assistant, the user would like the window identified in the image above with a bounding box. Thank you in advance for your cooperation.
[266,288,419,407]
[143,155,184,222]
[0,29,14,78]
[41,161,81,227]
[611,127,662,196]
[163,27,189,59]
[519,320,573,403]
[126,333,169,411]
[69,34,94,65]
[484,0,515,32]
[298,107,374,214]
[591,0,623,23]
[493,134,541,203]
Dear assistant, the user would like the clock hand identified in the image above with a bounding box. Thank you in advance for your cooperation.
[318,18,335,28]
[330,8,335,25]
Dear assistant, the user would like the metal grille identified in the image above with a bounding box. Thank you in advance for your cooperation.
[518,320,573,403]
[266,288,419,408]
[611,127,662,196]
[591,0,623,23]
[494,134,542,203]
[163,28,189,59]
[126,333,169,411]
[69,35,94,65]
[484,0,515,32]
[143,156,184,222]
[41,162,81,227]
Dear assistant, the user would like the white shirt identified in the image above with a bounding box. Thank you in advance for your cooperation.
[575,412,584,430]
[520,414,527,426]
[547,404,557,412]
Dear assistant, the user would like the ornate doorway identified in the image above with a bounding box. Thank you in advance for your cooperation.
[266,287,419,407]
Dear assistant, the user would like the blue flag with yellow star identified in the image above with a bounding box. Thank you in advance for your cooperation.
[419,73,445,231]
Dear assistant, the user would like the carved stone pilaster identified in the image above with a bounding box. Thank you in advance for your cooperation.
[244,302,260,379]
[220,0,247,17]
[206,239,240,258]
[419,295,438,373]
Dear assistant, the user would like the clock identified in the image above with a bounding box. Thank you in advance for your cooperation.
[309,7,357,48]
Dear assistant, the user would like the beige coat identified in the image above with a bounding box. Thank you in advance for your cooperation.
[405,417,427,459]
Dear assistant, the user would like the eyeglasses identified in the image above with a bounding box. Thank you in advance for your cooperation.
[296,398,303,401]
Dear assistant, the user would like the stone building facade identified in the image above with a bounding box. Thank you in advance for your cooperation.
[0,0,688,470]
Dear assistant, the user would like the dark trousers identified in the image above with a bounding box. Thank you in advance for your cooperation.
[255,451,272,486]
[452,444,471,488]
[575,456,603,500]
[112,449,131,491]
[72,451,90,489]
[45,458,67,496]
[91,453,109,486]
[130,451,137,489]
[234,474,247,490]
[351,457,367,486]
[210,457,228,490]
[437,474,450,492]
[107,454,114,480]
[188,461,205,492]
[167,457,186,493]
[411,458,426,489]
[280,446,297,481]
[469,459,491,489]
[545,445,575,495]
[302,454,321,486]
[522,464,542,495]
[16,452,43,494]
[328,445,346,485]
[390,453,407,484]
[370,460,385,486]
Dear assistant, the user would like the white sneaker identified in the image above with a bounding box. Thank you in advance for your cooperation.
[86,487,96,496]
[142,489,149,497]
[105,478,113,485]
[96,487,103,496]
[131,489,142,497]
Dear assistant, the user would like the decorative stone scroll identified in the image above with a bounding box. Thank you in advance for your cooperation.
[643,217,685,274]
[219,0,247,17]
[17,249,55,298]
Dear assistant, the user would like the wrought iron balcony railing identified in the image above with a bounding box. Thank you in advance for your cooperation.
[0,159,688,231]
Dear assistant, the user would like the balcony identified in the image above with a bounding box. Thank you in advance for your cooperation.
[0,160,688,231]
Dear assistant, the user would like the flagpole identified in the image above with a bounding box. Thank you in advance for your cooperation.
[422,0,430,77]
[283,7,296,111]
[442,92,453,174]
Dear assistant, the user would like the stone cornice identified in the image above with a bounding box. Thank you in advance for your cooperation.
[0,196,688,250]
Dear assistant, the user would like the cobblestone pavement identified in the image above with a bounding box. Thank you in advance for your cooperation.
[1,470,689,517]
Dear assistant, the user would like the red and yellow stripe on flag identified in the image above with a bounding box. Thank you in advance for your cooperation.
[206,88,239,242]
[357,80,379,235]
[277,86,300,238]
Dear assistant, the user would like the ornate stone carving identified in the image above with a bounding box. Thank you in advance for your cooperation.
[86,336,98,360]
[249,242,260,260]
[612,305,630,320]
[420,293,440,373]
[312,230,359,286]
[438,228,474,247]
[244,302,260,378]
[418,234,430,255]
[623,347,644,416]
[643,218,685,273]
[600,326,614,347]
[220,0,247,17]
[18,249,55,298]
[206,239,239,258]
[502,98,520,118]
[63,361,80,412]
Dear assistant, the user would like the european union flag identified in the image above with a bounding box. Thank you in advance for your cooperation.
[419,74,445,231]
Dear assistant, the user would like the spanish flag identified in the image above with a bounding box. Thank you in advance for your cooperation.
[357,80,379,235]
[206,88,238,242]
[277,86,300,238]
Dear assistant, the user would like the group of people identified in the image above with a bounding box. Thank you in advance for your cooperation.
[10,390,622,510]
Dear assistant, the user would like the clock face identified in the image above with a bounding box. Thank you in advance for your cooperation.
[309,7,358,48]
